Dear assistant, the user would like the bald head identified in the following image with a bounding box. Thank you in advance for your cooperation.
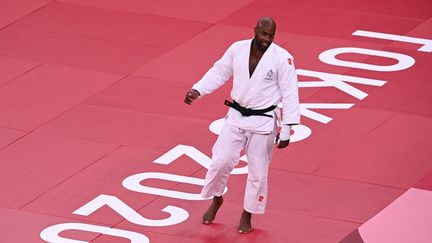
[253,17,276,52]
[256,17,276,30]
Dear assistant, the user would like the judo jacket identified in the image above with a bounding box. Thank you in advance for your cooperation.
[193,39,301,133]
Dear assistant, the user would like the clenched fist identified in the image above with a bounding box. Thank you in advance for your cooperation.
[184,89,200,105]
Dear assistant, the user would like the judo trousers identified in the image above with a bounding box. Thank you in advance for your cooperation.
[201,122,276,214]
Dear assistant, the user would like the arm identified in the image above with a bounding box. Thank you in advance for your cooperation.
[184,44,234,105]
[276,56,301,148]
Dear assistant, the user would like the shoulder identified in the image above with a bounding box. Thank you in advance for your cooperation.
[270,43,294,60]
[228,39,251,50]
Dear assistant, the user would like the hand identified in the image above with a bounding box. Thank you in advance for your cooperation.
[184,89,200,105]
[275,133,290,149]
[276,124,291,149]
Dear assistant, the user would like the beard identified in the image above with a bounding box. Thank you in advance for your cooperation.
[254,38,271,52]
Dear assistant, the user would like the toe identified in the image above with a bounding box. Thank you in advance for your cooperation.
[238,226,252,234]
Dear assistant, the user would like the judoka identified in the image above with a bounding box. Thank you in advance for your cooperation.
[184,17,300,234]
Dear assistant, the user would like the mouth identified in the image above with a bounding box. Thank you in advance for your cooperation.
[260,42,270,50]
[262,41,272,48]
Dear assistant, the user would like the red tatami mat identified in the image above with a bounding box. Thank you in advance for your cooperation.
[0,132,118,208]
[0,127,27,149]
[0,0,51,29]
[0,64,123,130]
[0,1,431,242]
[0,55,41,87]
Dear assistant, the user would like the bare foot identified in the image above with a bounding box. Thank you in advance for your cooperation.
[202,196,223,225]
[238,210,253,234]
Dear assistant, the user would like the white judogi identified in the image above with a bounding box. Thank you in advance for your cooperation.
[193,39,300,214]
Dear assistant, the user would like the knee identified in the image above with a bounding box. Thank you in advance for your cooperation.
[209,157,233,173]
[209,153,240,175]
[212,149,239,165]
[247,173,268,184]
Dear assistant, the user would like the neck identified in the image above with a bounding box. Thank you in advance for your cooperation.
[251,39,266,55]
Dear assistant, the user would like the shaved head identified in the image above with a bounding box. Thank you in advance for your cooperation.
[253,17,276,52]
[256,17,276,31]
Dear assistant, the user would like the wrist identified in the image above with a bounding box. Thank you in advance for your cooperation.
[279,124,291,141]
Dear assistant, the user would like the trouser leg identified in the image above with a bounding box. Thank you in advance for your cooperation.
[243,129,276,214]
[201,123,247,198]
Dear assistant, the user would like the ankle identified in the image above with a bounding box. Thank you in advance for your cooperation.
[213,196,223,204]
[242,210,251,218]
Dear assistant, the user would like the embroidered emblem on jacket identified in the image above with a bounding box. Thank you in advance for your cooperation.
[265,70,274,80]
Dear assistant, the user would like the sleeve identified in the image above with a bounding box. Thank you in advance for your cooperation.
[277,55,301,125]
[192,43,234,97]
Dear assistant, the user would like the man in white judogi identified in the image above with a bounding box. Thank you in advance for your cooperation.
[184,17,300,233]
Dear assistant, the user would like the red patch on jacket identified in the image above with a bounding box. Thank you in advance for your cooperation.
[287,58,293,65]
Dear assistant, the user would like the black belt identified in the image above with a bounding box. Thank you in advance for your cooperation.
[224,100,276,118]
